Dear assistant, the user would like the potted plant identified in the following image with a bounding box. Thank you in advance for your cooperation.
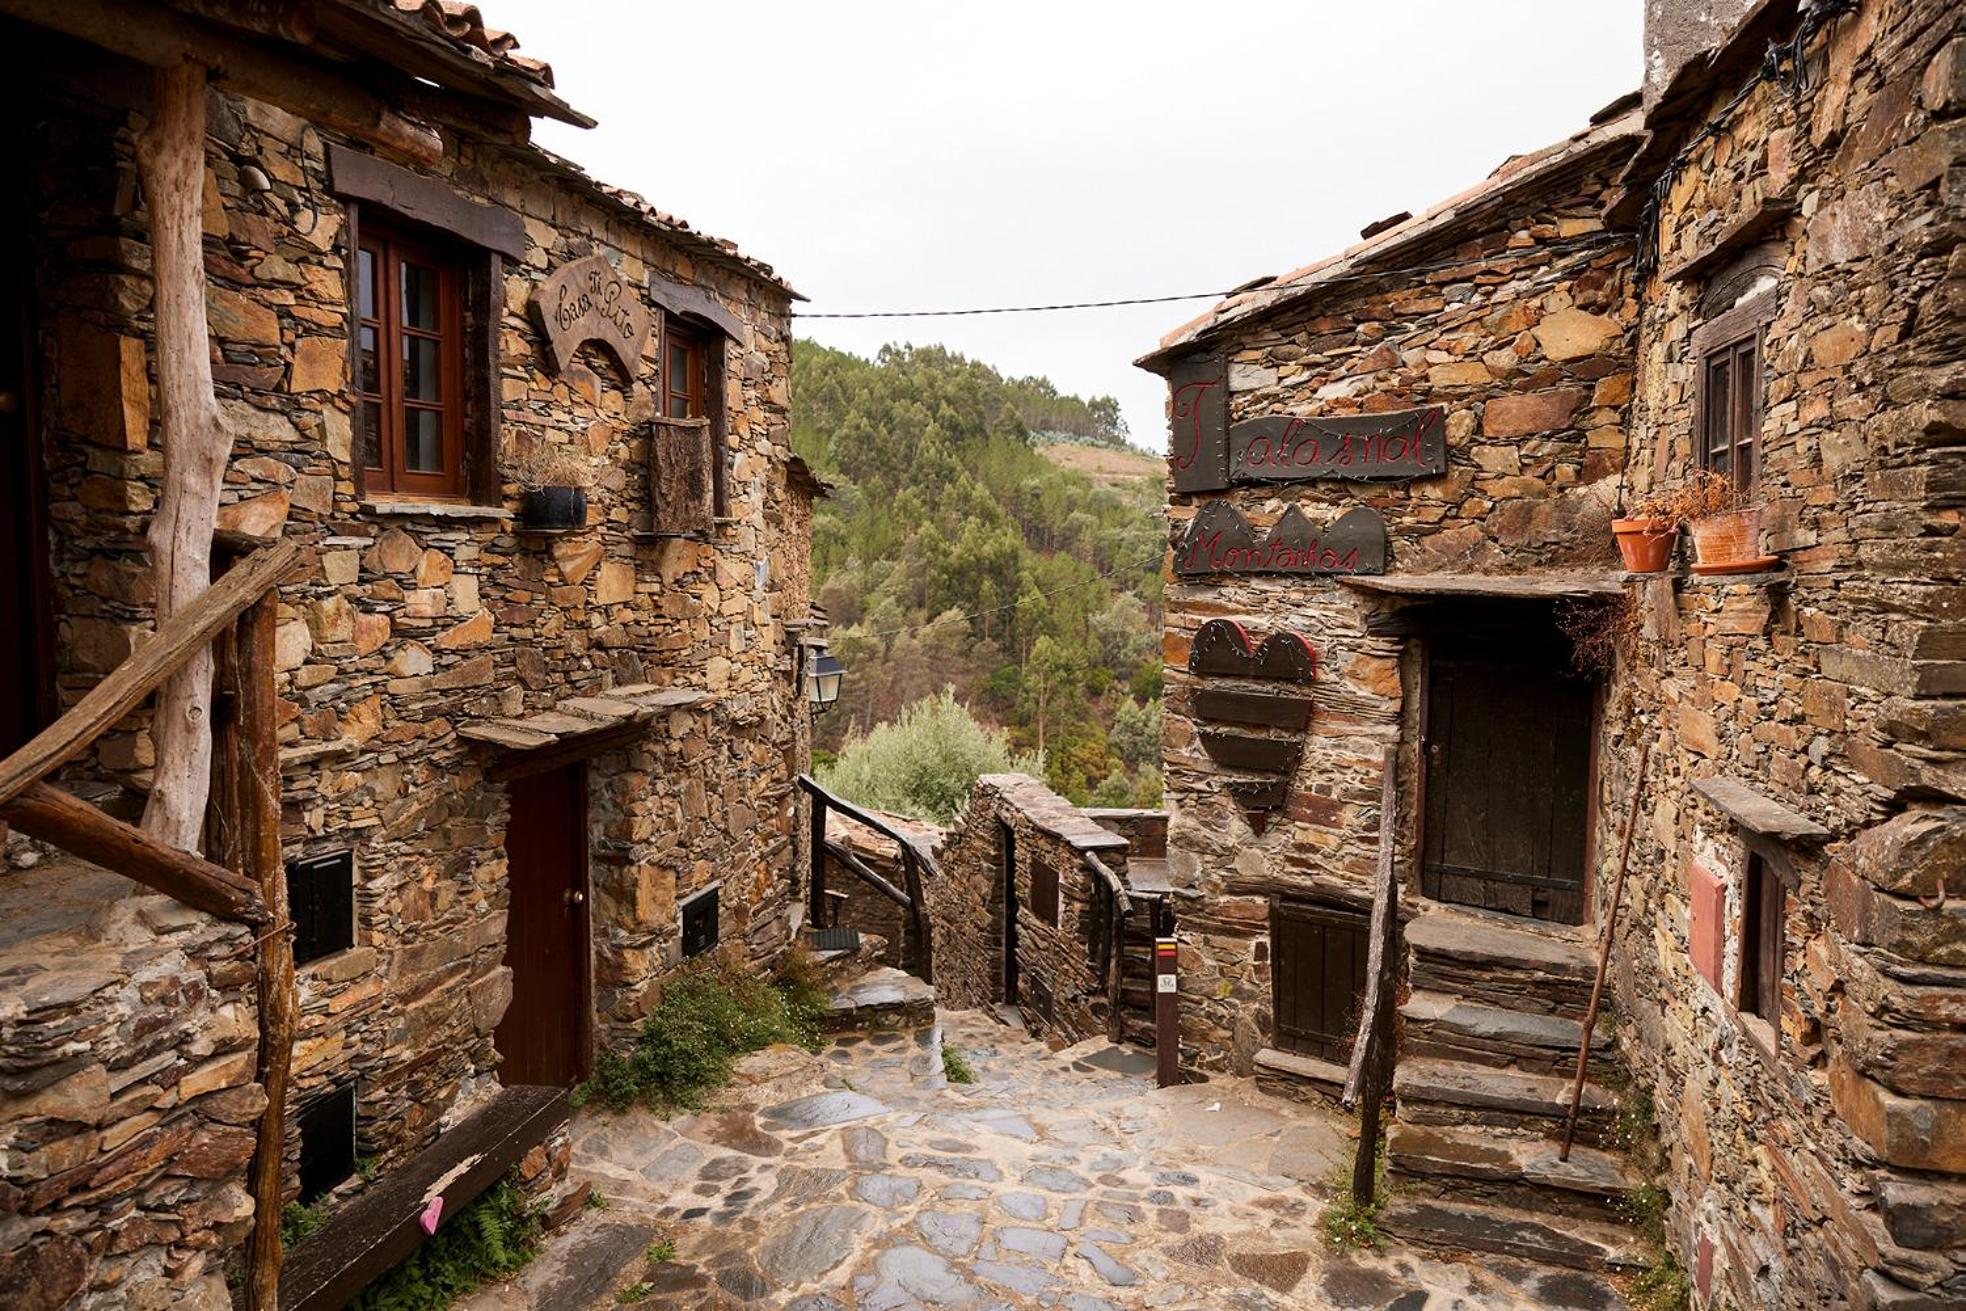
[1668,470,1775,575]
[1611,489,1678,573]
[509,443,594,531]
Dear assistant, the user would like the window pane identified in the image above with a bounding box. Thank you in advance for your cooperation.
[668,391,690,419]
[668,344,689,391]
[358,401,382,470]
[358,248,376,321]
[359,325,379,395]
[403,335,441,402]
[403,407,443,473]
[401,260,440,331]
[1706,358,1732,468]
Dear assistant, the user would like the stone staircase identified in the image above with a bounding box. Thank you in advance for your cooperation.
[1382,906,1646,1272]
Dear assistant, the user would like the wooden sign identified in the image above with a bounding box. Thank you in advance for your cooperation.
[1167,355,1229,494]
[1173,503,1388,577]
[1187,620,1317,682]
[1228,407,1446,482]
[531,255,652,376]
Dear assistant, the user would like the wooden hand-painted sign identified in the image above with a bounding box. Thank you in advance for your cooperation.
[1188,620,1317,682]
[1174,503,1388,577]
[531,255,653,376]
[1228,406,1446,482]
[1167,355,1229,494]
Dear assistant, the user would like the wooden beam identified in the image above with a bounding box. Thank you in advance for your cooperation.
[821,840,912,911]
[796,775,940,876]
[239,593,294,1308]
[326,145,524,259]
[0,781,266,923]
[0,0,444,163]
[0,540,301,809]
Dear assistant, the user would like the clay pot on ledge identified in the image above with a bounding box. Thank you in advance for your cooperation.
[1687,505,1776,575]
[520,486,587,531]
[1611,516,1676,573]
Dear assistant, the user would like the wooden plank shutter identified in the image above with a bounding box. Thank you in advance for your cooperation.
[1271,902,1368,1062]
[650,419,713,538]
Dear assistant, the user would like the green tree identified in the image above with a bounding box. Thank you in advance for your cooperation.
[818,689,1041,824]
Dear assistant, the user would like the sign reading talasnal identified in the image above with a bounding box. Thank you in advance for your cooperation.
[1228,407,1446,482]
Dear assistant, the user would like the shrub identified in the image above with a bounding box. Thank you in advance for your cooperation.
[579,949,829,1113]
[941,1045,976,1084]
[354,1175,542,1311]
[819,688,1039,823]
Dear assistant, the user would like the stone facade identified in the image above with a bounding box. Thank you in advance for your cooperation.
[929,775,1132,1048]
[1,13,810,1307]
[1143,1,1964,1305]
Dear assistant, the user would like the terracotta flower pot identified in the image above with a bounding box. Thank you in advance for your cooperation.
[1611,517,1676,573]
[1687,505,1774,574]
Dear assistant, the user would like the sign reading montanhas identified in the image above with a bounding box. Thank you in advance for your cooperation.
[1173,503,1388,576]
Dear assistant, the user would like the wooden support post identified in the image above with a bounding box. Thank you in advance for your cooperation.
[1153,936,1179,1088]
[1106,895,1128,1045]
[238,593,293,1309]
[1345,746,1400,1208]
[138,59,230,853]
[0,781,265,922]
[808,789,827,929]
[899,844,933,984]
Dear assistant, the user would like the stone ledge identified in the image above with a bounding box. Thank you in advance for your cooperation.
[1691,776,1832,843]
[358,498,514,521]
[1674,568,1790,588]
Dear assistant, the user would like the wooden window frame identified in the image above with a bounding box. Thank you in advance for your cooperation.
[1737,847,1786,1025]
[288,849,356,968]
[658,316,727,518]
[680,886,720,959]
[355,217,469,499]
[297,1084,358,1204]
[1691,288,1775,490]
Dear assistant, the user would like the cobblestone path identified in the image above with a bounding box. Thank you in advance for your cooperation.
[460,1010,1628,1309]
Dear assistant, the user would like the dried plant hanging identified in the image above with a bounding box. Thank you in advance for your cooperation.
[505,440,597,491]
[1555,595,1638,681]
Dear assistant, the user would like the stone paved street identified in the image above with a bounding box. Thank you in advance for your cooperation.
[459,1010,1628,1309]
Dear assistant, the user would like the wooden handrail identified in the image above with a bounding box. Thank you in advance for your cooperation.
[0,781,266,923]
[821,839,914,910]
[796,774,941,876]
[1082,852,1131,916]
[0,540,302,808]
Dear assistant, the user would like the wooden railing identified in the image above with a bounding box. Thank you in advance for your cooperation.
[797,774,935,982]
[0,539,302,1309]
[1082,851,1132,1043]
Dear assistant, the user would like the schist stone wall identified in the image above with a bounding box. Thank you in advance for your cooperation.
[929,774,1131,1047]
[2,30,808,1307]
[1149,116,1642,1075]
[1606,1,1966,1305]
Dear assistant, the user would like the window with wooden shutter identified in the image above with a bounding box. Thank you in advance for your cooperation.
[1739,852,1784,1023]
[356,220,469,498]
[297,1084,357,1203]
[1029,857,1061,927]
[649,319,722,535]
[288,850,355,967]
[1271,901,1368,1063]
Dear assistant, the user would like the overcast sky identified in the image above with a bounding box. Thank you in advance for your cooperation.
[498,1,1643,450]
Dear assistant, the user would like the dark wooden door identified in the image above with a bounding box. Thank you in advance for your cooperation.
[1272,902,1368,1062]
[999,821,1019,1006]
[0,120,52,758]
[1422,647,1594,923]
[497,765,590,1086]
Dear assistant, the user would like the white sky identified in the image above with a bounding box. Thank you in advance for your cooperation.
[498,1,1644,450]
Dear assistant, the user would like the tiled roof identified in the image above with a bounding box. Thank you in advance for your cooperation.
[384,0,556,87]
[1138,102,1644,371]
[525,146,802,297]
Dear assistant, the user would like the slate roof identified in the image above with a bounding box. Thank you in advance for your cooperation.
[1137,99,1645,373]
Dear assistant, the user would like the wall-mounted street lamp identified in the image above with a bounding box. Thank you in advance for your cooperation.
[807,647,845,714]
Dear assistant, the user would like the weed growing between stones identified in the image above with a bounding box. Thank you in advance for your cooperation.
[280,1199,328,1248]
[1619,1182,1671,1247]
[646,1239,677,1264]
[614,1285,651,1305]
[353,1173,543,1311]
[578,948,830,1113]
[941,1043,977,1083]
[1611,1084,1689,1310]
[1319,1134,1389,1251]
[1629,1252,1692,1311]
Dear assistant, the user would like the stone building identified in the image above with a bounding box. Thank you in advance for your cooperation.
[0,2,815,1306]
[1139,0,1961,1304]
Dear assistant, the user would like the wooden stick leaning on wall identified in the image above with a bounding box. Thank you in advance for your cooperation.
[1343,745,1400,1207]
[1559,734,1653,1162]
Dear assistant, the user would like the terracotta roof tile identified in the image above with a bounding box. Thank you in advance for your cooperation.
[386,0,554,87]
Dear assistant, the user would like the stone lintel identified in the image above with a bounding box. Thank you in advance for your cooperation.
[1691,776,1832,843]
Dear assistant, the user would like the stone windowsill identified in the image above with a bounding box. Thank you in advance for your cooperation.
[1735,1010,1782,1073]
[360,498,514,522]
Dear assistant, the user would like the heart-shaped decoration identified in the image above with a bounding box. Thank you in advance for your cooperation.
[1185,621,1318,830]
[1188,620,1317,682]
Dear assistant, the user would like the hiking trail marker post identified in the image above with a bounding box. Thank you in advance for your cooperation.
[1155,937,1180,1088]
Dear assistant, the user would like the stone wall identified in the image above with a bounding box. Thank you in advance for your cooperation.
[1151,120,1642,1074]
[821,809,944,971]
[4,26,807,1306]
[930,775,1130,1048]
[1606,2,1966,1305]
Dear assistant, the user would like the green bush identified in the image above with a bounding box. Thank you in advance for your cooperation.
[579,950,829,1114]
[281,1200,328,1248]
[818,688,1040,823]
[354,1175,542,1311]
[941,1045,976,1084]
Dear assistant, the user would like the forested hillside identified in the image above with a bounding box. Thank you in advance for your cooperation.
[792,341,1165,814]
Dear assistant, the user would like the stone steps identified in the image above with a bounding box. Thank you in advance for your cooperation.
[1378,1193,1648,1272]
[1394,1056,1619,1146]
[1253,1046,1347,1106]
[1384,1121,1637,1223]
[823,966,936,1034]
[1400,989,1621,1078]
[1405,907,1599,1022]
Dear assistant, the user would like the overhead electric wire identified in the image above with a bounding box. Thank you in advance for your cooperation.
[793,234,1624,320]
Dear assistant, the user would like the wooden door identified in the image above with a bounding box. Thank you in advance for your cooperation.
[0,122,51,758]
[1422,647,1594,923]
[999,821,1019,1006]
[1272,902,1368,1062]
[497,765,590,1086]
